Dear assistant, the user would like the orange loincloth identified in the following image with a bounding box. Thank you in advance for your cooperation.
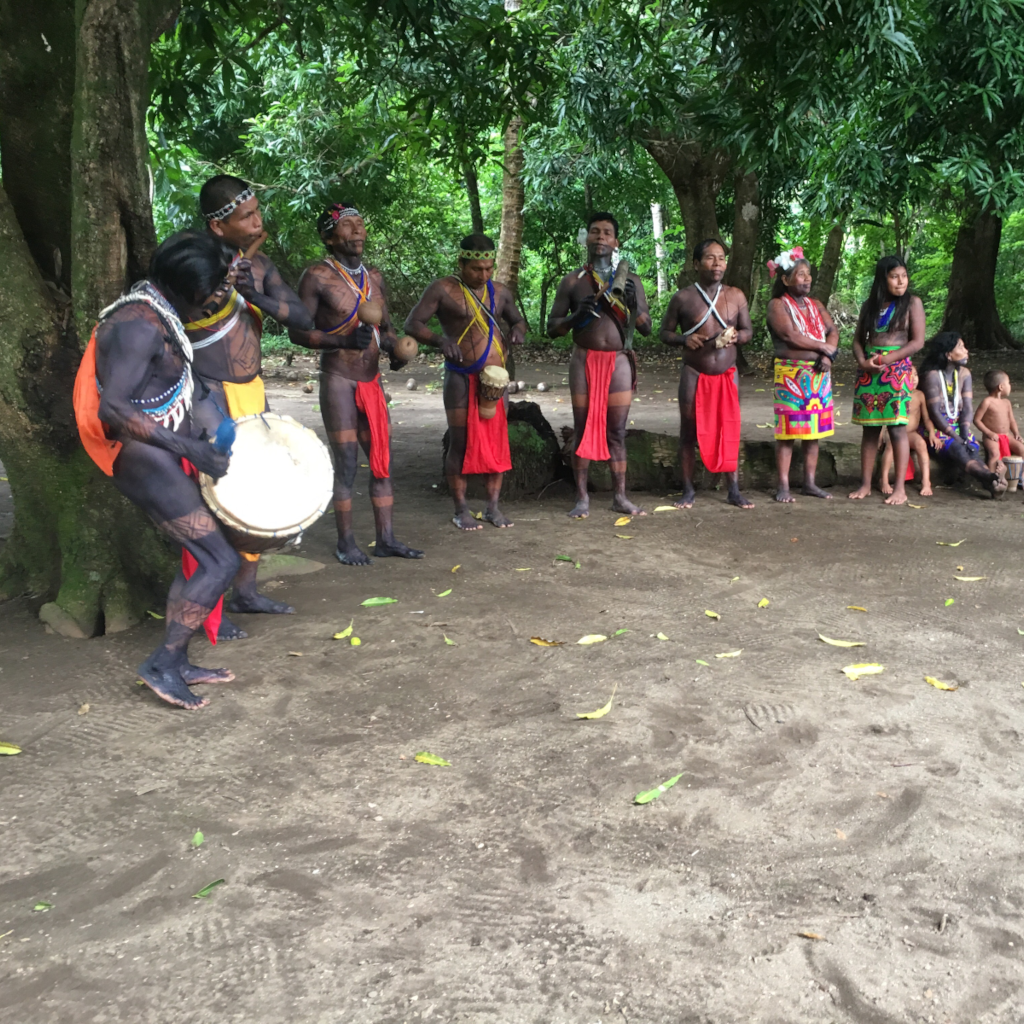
[462,373,512,475]
[73,329,121,475]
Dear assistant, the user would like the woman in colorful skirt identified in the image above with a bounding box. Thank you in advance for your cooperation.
[918,331,1005,497]
[766,246,840,501]
[848,255,925,505]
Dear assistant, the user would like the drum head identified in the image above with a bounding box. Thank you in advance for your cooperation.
[201,413,333,538]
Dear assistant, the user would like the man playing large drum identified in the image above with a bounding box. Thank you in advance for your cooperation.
[405,234,526,531]
[73,233,239,710]
[187,175,315,628]
[547,213,651,519]
[290,204,424,565]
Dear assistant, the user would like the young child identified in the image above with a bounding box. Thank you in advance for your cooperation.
[973,369,1024,472]
[880,366,936,496]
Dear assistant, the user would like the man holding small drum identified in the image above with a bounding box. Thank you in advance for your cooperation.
[290,203,424,565]
[405,233,526,531]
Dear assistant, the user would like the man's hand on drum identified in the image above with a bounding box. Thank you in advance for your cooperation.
[188,441,231,481]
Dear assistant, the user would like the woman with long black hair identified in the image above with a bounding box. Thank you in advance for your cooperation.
[918,331,1005,497]
[848,255,925,505]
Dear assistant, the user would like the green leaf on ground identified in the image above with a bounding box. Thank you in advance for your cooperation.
[414,751,451,766]
[443,634,457,646]
[613,628,629,636]
[945,598,955,607]
[0,741,22,755]
[33,901,53,911]
[333,619,354,639]
[192,879,226,899]
[696,659,710,667]
[634,773,684,805]
[191,830,204,848]
[437,588,452,597]
[361,597,398,606]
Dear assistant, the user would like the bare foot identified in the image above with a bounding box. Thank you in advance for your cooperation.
[848,484,872,500]
[801,483,833,500]
[920,483,933,496]
[228,591,296,613]
[672,485,696,510]
[884,488,908,506]
[984,475,1008,498]
[727,489,755,509]
[880,479,893,495]
[217,616,249,641]
[567,499,590,519]
[452,510,483,531]
[375,539,425,558]
[484,508,514,528]
[335,542,372,566]
[611,496,646,516]
[181,664,235,684]
[137,660,209,710]
[774,487,796,503]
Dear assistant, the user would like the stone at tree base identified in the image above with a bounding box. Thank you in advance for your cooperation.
[38,602,88,639]
[440,401,565,501]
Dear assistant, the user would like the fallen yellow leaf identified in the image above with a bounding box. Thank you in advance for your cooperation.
[705,610,720,620]
[818,634,865,648]
[333,618,354,640]
[653,505,680,512]
[615,534,633,539]
[925,675,958,691]
[842,663,885,681]
[936,540,965,547]
[514,568,532,571]
[614,516,632,526]
[757,598,770,609]
[577,634,608,645]
[655,632,670,641]
[529,637,564,647]
[954,575,987,582]
[0,741,22,755]
[287,651,303,657]
[451,564,461,573]
[907,503,925,509]
[715,650,742,659]
[472,511,483,520]
[577,682,618,719]
[78,703,90,715]
[835,829,847,840]
[350,637,361,646]
[797,932,826,941]
[847,606,868,612]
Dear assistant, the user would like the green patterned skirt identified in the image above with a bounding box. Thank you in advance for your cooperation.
[851,345,913,426]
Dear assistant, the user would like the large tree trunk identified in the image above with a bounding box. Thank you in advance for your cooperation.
[942,204,1017,350]
[724,169,759,300]
[495,116,525,297]
[810,218,845,306]
[0,0,179,637]
[645,135,731,287]
[463,160,484,234]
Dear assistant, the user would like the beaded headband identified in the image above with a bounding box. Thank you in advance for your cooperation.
[318,204,362,236]
[459,249,495,260]
[204,186,255,223]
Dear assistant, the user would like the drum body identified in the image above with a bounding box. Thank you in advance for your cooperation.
[478,365,509,421]
[200,413,333,552]
[1004,455,1023,492]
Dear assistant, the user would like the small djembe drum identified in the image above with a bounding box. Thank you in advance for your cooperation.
[1004,455,1024,492]
[478,365,510,420]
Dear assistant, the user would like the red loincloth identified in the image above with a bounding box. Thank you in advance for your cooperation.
[905,455,915,482]
[695,367,741,473]
[73,328,122,476]
[354,375,390,478]
[999,434,1011,459]
[462,372,512,475]
[180,459,223,645]
[575,349,618,461]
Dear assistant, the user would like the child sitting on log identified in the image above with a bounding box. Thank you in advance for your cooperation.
[879,366,936,497]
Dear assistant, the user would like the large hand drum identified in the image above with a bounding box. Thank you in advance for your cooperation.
[200,413,333,552]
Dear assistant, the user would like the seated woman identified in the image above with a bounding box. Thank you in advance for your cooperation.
[918,331,1005,497]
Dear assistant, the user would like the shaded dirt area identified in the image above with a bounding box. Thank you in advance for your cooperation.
[3,357,1024,1024]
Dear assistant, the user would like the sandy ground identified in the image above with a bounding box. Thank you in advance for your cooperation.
[3,355,1024,1024]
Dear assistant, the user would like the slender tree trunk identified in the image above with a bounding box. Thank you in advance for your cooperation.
[724,169,759,301]
[810,218,845,306]
[0,0,179,636]
[463,160,484,234]
[495,116,525,296]
[644,135,731,287]
[942,203,1017,350]
[650,202,668,297]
